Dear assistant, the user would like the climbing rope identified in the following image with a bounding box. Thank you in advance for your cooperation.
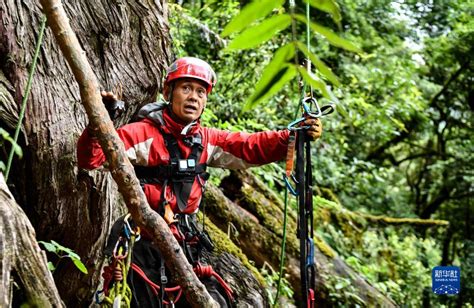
[97,214,140,307]
[274,1,335,307]
[5,15,47,181]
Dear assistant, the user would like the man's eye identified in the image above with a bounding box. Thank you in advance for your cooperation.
[182,86,191,93]
[197,89,206,96]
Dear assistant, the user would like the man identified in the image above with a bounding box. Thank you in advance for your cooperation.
[78,57,322,307]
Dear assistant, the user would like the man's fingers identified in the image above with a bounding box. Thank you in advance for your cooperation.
[101,90,117,100]
[304,118,321,126]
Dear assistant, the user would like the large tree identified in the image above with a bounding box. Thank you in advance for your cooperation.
[1,0,171,305]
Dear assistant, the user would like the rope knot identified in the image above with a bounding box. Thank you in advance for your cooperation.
[194,263,213,278]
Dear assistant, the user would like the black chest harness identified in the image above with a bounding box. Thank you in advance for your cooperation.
[134,131,209,212]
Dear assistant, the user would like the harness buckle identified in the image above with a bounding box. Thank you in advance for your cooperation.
[178,159,196,172]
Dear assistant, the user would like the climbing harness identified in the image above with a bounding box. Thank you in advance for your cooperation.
[275,1,335,307]
[96,212,233,307]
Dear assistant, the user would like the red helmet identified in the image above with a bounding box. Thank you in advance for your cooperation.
[164,57,217,94]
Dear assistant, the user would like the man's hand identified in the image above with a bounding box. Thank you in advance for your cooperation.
[101,90,125,120]
[304,117,323,141]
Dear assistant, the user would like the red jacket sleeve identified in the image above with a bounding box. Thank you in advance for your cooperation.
[77,128,106,169]
[77,121,160,170]
[205,128,290,169]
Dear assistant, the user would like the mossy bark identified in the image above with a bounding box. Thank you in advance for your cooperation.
[212,170,398,307]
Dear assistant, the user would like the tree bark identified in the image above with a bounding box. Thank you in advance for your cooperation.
[0,173,63,307]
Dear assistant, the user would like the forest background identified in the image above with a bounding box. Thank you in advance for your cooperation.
[168,0,472,306]
[0,0,472,307]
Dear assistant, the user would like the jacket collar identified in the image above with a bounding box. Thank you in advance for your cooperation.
[162,108,201,137]
[138,99,201,137]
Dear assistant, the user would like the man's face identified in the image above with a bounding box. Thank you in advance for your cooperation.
[170,78,208,124]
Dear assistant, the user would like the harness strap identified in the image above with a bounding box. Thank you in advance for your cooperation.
[134,164,207,182]
[131,263,183,305]
[165,133,205,211]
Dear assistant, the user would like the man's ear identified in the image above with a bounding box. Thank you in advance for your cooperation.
[163,84,170,101]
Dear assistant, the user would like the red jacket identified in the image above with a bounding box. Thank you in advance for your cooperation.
[77,105,289,215]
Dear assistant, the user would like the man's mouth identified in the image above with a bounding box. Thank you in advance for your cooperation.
[184,104,198,112]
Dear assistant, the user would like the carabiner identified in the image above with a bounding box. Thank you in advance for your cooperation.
[284,174,298,196]
[303,97,335,118]
[123,213,141,241]
[287,117,308,131]
[306,238,315,267]
[113,237,128,260]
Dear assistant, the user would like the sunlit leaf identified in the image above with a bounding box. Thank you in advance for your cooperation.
[307,0,342,26]
[222,0,285,37]
[255,43,295,91]
[243,44,295,110]
[51,240,73,254]
[297,66,330,98]
[47,261,55,272]
[294,14,362,53]
[296,41,340,86]
[244,65,297,111]
[39,241,56,253]
[0,128,23,158]
[72,258,88,274]
[227,14,291,50]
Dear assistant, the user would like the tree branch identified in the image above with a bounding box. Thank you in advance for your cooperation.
[38,1,217,306]
[430,59,470,107]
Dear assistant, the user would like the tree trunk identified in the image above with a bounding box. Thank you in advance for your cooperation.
[1,0,173,305]
[0,173,63,307]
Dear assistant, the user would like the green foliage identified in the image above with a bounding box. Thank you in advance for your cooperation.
[259,263,294,306]
[320,272,365,305]
[227,14,291,50]
[0,127,22,173]
[39,240,88,274]
[169,0,473,305]
[293,14,361,53]
[221,0,360,109]
[315,197,443,305]
[307,0,342,26]
[221,0,285,37]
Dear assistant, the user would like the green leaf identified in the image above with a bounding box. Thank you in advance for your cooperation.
[38,241,57,253]
[244,64,297,111]
[307,0,342,26]
[72,258,88,274]
[294,14,362,53]
[243,44,295,109]
[227,14,291,50]
[0,128,23,158]
[335,282,345,290]
[296,41,341,86]
[47,261,55,272]
[296,66,330,98]
[221,0,285,37]
[254,43,295,92]
[51,240,69,252]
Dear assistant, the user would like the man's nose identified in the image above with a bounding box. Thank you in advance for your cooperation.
[187,89,199,100]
